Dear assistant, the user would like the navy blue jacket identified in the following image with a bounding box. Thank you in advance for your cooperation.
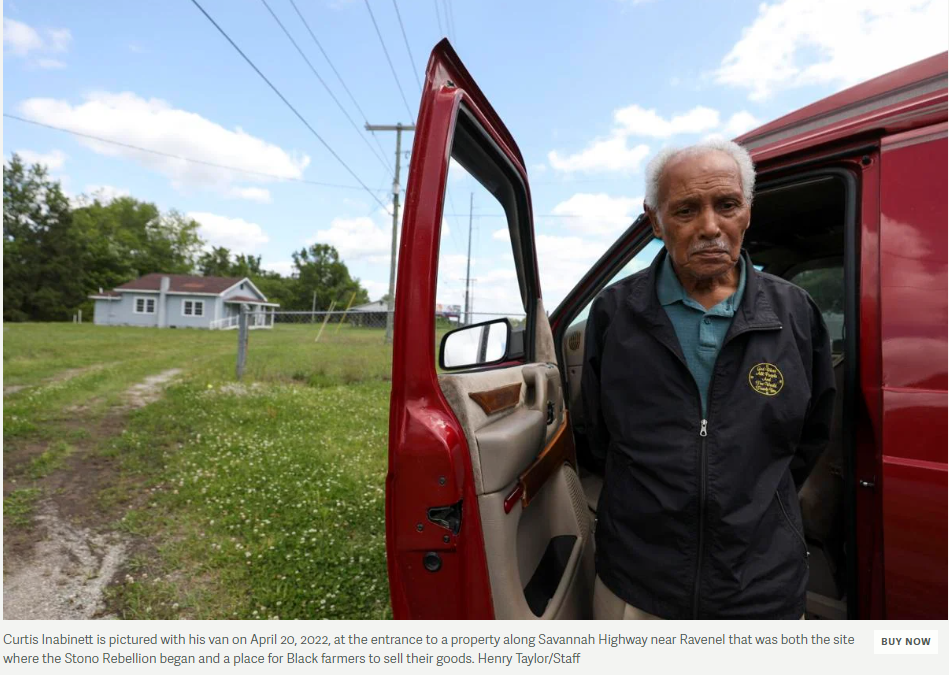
[581,248,836,619]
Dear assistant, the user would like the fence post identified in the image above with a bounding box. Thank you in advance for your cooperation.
[236,304,249,380]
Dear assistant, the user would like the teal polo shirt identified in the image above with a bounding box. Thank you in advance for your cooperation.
[656,253,746,418]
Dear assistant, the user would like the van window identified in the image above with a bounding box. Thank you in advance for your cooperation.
[568,238,663,328]
[788,265,845,350]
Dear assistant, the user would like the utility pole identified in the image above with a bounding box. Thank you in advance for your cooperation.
[365,122,415,344]
[464,192,473,326]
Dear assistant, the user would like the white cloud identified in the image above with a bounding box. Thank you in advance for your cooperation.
[263,260,294,277]
[614,105,720,138]
[228,187,272,203]
[362,279,390,301]
[46,28,71,52]
[722,111,762,138]
[548,134,650,174]
[3,19,71,67]
[716,0,949,101]
[188,212,270,253]
[3,18,43,56]
[306,216,390,261]
[549,192,644,236]
[18,92,309,198]
[547,105,722,174]
[15,149,67,170]
[536,233,613,299]
[36,58,66,69]
[485,193,644,307]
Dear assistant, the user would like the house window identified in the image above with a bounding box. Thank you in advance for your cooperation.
[135,297,156,314]
[183,300,205,317]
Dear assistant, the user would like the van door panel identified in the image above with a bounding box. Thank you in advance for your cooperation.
[879,125,948,618]
[438,364,592,619]
[388,40,592,619]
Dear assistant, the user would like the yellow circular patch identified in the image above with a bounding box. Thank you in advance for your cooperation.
[749,363,785,396]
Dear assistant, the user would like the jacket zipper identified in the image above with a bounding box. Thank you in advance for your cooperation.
[688,323,781,619]
[692,418,708,619]
[652,321,782,619]
[775,491,810,563]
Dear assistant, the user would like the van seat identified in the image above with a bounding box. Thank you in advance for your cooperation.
[799,354,846,598]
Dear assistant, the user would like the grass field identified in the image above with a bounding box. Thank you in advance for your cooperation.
[3,322,396,619]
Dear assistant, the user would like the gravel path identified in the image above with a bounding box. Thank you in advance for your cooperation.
[3,501,126,620]
[3,368,183,620]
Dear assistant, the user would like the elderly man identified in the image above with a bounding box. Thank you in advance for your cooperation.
[581,139,835,620]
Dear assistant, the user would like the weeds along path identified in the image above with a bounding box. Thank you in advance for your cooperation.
[4,323,394,619]
[3,367,183,620]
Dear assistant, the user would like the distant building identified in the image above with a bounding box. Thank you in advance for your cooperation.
[348,299,389,328]
[89,274,279,330]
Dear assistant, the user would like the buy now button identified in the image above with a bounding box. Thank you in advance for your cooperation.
[874,630,938,655]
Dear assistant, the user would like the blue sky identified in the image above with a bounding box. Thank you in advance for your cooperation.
[4,0,946,314]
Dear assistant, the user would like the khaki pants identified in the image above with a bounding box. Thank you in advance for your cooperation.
[593,576,806,620]
[593,576,662,619]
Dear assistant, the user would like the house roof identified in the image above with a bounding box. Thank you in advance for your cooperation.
[89,290,121,299]
[224,295,261,303]
[115,273,243,294]
[352,300,388,311]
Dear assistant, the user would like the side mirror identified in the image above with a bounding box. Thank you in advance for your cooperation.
[439,318,512,370]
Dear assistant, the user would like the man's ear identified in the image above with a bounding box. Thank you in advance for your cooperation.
[644,205,663,240]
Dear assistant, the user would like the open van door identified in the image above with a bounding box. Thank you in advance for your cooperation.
[387,40,594,619]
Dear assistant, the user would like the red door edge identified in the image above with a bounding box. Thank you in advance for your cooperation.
[387,40,538,619]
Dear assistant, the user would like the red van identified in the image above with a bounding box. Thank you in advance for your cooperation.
[387,42,947,620]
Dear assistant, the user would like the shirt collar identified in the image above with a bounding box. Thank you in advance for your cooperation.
[656,251,746,313]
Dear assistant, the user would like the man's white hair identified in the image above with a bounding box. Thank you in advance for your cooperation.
[643,138,756,210]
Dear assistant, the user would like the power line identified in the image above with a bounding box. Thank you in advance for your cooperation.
[442,0,455,43]
[433,0,444,36]
[363,0,415,121]
[260,0,392,175]
[392,0,422,92]
[288,0,393,172]
[2,112,386,193]
[188,0,388,210]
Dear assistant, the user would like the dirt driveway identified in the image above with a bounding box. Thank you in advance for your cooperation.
[3,369,182,620]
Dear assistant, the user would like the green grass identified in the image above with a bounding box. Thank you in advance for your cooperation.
[26,440,74,478]
[3,321,398,619]
[4,488,42,527]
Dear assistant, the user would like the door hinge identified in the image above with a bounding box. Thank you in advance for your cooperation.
[858,479,875,489]
[427,500,462,534]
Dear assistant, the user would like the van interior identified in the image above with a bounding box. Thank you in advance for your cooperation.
[562,173,852,620]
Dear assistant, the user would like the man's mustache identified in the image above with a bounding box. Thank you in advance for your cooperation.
[688,240,730,255]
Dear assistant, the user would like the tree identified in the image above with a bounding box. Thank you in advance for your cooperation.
[72,197,203,282]
[198,246,234,277]
[198,247,264,279]
[232,253,263,277]
[250,271,294,309]
[289,243,369,311]
[3,154,86,321]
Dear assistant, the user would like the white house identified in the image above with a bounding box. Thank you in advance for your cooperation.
[89,273,279,329]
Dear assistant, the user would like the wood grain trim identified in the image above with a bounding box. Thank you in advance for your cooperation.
[519,411,576,509]
[468,382,521,415]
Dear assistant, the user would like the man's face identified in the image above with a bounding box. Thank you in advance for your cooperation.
[645,150,751,281]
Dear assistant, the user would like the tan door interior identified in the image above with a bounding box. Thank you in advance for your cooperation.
[438,304,594,619]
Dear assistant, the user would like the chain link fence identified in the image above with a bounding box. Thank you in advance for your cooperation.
[228,308,526,383]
